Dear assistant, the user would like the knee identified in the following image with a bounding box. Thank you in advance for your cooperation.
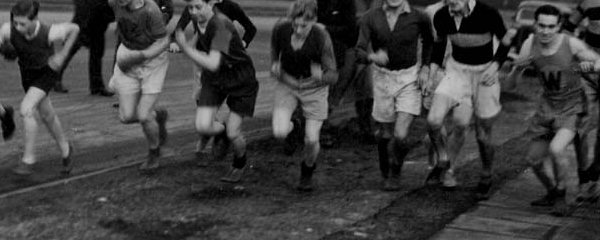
[427,113,444,130]
[305,134,319,146]
[548,144,564,158]
[137,113,153,124]
[20,105,36,119]
[119,113,137,124]
[393,129,408,141]
[272,122,291,140]
[195,121,213,135]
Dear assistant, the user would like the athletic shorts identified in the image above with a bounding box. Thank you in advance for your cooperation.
[371,64,421,123]
[197,78,259,117]
[524,111,587,141]
[273,82,329,120]
[422,68,445,110]
[433,58,502,119]
[20,65,59,93]
[109,44,169,95]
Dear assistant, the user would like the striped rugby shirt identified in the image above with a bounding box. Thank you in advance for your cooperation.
[431,0,509,66]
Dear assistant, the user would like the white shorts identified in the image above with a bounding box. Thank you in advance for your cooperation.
[371,64,422,123]
[109,44,169,95]
[433,58,501,119]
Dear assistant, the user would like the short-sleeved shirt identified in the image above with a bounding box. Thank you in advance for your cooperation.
[112,0,167,50]
[194,12,255,87]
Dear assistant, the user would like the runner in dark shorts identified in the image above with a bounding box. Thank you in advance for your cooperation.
[1,0,79,175]
[175,0,259,183]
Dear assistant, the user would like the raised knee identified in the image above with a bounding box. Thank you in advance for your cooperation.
[549,145,563,158]
[119,114,137,124]
[427,115,444,129]
[273,124,291,140]
[20,106,35,119]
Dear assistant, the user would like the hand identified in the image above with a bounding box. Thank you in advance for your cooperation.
[271,62,281,78]
[580,61,595,73]
[481,62,499,86]
[168,42,181,53]
[369,50,388,66]
[502,28,518,46]
[418,66,431,95]
[594,60,600,73]
[47,53,66,71]
[310,63,322,81]
[117,50,144,73]
[242,40,247,48]
[174,29,187,49]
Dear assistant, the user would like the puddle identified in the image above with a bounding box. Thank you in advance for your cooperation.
[190,185,252,200]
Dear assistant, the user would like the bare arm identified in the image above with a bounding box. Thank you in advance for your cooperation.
[140,36,169,59]
[48,23,80,70]
[175,29,222,72]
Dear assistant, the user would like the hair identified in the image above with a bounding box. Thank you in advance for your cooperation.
[10,0,39,21]
[287,0,318,21]
[534,4,562,23]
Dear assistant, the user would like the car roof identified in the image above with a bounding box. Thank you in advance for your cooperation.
[517,0,575,13]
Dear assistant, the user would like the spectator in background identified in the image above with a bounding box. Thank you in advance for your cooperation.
[318,0,375,148]
[55,0,115,95]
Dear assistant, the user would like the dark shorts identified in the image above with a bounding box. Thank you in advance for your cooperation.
[197,79,259,117]
[20,65,59,93]
[524,111,588,141]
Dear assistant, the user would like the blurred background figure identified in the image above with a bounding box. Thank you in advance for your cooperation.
[56,0,115,96]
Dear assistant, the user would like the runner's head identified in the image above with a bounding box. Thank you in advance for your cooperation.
[10,0,39,36]
[445,0,469,13]
[534,5,562,45]
[184,0,217,24]
[287,0,317,39]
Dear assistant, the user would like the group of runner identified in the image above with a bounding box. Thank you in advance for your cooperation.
[1,0,600,216]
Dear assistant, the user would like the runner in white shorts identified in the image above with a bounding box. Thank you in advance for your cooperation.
[271,0,337,191]
[426,0,512,200]
[356,0,433,191]
[108,0,170,172]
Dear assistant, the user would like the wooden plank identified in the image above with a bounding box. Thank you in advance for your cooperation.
[447,214,552,239]
[469,205,574,227]
[431,228,536,240]
[550,226,600,240]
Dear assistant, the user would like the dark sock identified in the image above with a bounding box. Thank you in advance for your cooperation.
[579,169,590,184]
[301,161,316,178]
[232,154,247,169]
[149,148,160,156]
[390,140,409,177]
[378,138,391,178]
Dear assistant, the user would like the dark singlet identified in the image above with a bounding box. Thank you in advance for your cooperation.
[10,23,53,70]
[275,21,325,80]
[531,34,586,114]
